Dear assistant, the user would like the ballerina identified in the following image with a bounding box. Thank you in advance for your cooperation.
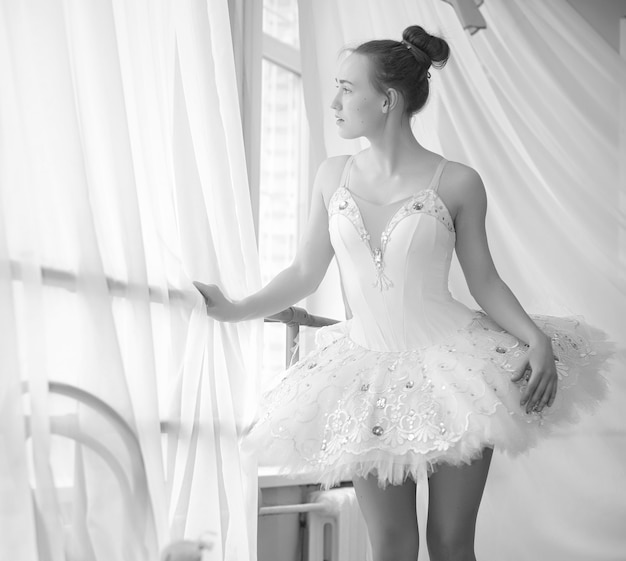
[194,24,610,561]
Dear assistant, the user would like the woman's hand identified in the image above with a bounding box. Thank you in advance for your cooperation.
[193,281,243,322]
[511,335,558,414]
[449,167,559,416]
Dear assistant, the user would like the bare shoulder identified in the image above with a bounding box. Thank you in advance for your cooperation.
[439,160,487,220]
[315,155,352,206]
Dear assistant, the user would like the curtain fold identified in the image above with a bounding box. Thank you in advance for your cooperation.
[0,0,260,559]
[299,1,626,559]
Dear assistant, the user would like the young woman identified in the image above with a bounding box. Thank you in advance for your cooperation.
[194,25,610,561]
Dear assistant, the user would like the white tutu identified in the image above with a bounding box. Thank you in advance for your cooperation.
[248,312,612,489]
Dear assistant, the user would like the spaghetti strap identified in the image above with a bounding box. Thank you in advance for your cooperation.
[338,155,356,189]
[427,158,448,192]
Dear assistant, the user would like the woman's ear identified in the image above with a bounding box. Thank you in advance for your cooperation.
[382,88,399,113]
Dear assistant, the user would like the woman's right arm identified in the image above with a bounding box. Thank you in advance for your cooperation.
[194,157,345,322]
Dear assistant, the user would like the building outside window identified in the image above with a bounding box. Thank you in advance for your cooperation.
[258,0,309,381]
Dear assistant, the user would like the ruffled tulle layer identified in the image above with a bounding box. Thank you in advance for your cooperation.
[247,312,613,489]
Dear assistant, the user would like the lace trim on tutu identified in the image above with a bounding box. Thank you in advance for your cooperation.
[249,312,614,489]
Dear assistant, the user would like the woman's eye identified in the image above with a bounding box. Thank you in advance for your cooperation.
[342,88,351,94]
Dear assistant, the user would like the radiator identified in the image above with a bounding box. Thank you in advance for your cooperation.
[307,487,373,561]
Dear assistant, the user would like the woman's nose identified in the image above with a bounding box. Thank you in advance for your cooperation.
[330,91,341,111]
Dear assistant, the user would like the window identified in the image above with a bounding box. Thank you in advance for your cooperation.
[263,0,300,48]
[256,0,309,380]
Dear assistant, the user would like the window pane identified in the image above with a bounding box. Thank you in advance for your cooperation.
[258,60,305,286]
[258,58,307,379]
[263,0,300,49]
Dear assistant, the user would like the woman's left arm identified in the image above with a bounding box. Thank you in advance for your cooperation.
[450,166,557,414]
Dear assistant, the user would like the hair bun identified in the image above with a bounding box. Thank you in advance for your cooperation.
[402,25,450,69]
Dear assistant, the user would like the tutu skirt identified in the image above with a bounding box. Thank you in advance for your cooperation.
[248,312,613,489]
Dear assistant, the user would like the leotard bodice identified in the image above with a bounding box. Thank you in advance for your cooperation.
[328,156,476,352]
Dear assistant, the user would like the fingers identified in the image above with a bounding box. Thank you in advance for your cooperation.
[193,281,220,305]
[520,374,543,414]
[191,282,239,321]
[545,378,557,409]
[531,375,549,412]
[192,282,210,307]
[521,370,557,414]
[547,381,557,407]
[531,378,554,414]
[510,360,531,383]
[193,281,213,296]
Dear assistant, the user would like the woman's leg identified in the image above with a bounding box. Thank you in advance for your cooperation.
[426,448,493,561]
[352,474,419,561]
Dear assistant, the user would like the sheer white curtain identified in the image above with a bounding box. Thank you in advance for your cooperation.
[299,0,626,559]
[0,1,260,560]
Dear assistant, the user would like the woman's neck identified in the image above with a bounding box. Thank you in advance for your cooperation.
[364,121,427,176]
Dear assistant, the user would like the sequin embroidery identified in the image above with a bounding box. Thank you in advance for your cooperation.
[329,187,455,291]
[256,311,609,489]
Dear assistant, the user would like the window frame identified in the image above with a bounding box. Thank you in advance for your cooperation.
[235,0,307,245]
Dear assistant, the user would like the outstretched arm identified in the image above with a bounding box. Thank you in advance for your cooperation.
[450,167,557,414]
[194,158,341,322]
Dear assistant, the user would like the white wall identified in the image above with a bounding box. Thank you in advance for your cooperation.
[566,0,626,52]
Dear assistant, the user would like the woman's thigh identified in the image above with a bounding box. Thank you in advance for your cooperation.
[426,448,493,557]
[353,474,419,559]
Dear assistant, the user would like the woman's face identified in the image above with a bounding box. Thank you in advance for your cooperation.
[330,53,387,139]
